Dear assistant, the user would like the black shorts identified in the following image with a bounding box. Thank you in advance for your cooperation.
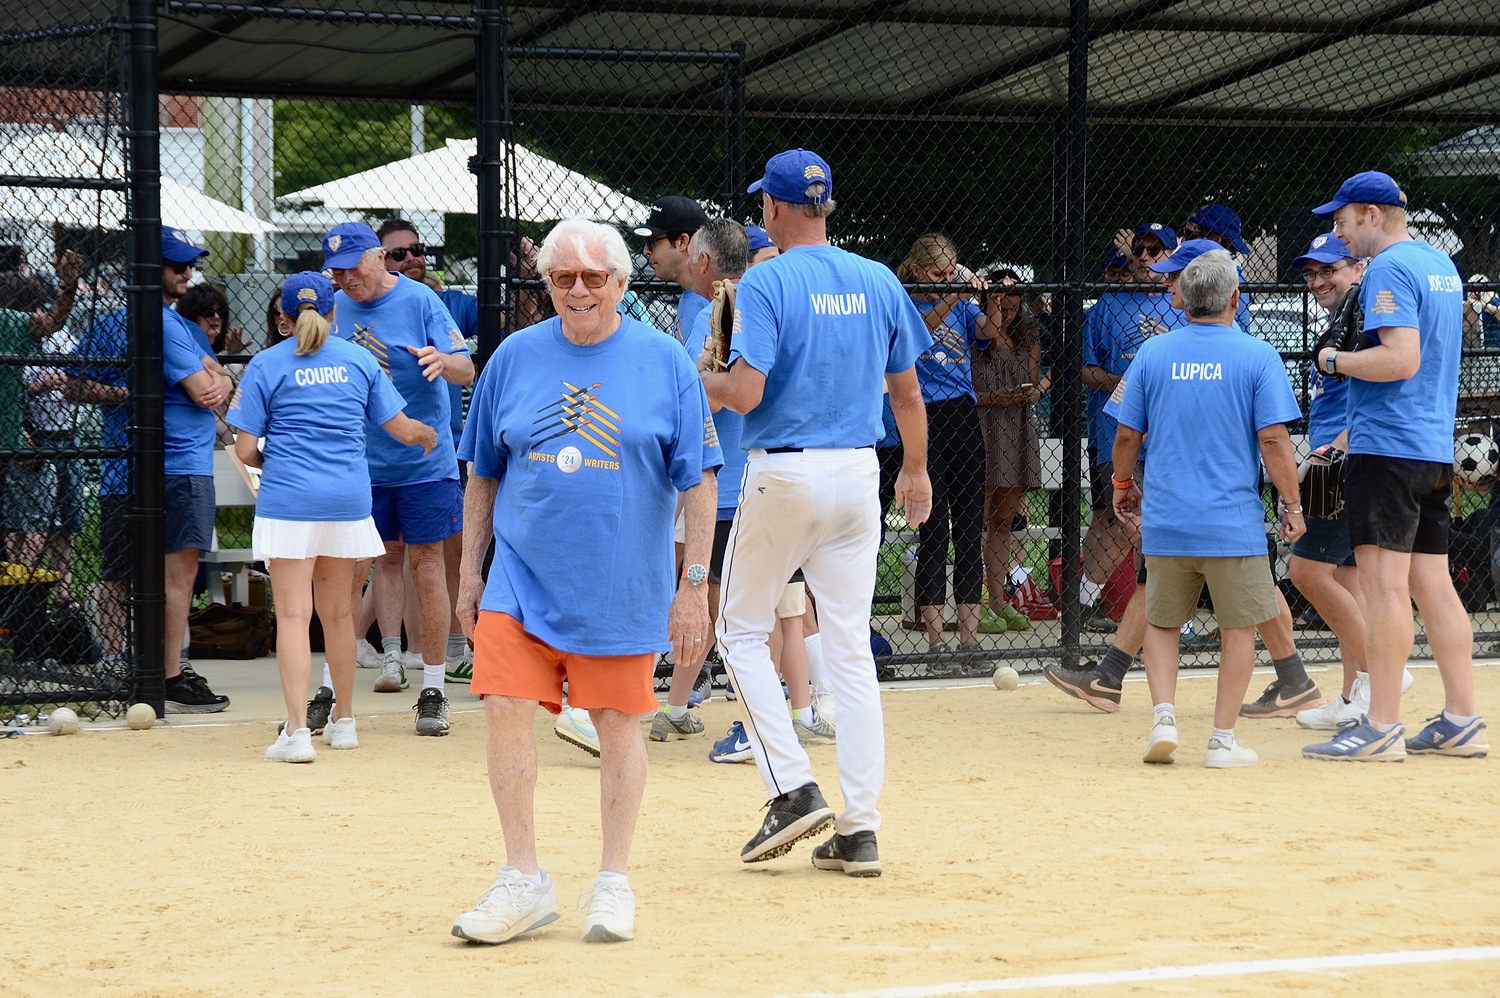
[1344,454,1450,555]
[709,518,733,584]
[100,493,131,581]
[1088,447,1111,513]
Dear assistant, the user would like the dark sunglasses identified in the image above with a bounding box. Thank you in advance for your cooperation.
[385,243,426,262]
[163,260,194,274]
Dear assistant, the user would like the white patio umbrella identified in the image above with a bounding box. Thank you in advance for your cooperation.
[278,138,648,224]
[0,130,276,234]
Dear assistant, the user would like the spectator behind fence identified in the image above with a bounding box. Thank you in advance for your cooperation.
[897,232,989,652]
[634,195,709,343]
[452,217,720,945]
[228,271,436,763]
[1304,171,1487,761]
[1108,248,1304,769]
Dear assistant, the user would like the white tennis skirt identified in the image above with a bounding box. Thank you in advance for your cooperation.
[252,516,387,561]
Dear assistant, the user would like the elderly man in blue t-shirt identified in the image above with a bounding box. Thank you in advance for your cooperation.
[1107,249,1304,770]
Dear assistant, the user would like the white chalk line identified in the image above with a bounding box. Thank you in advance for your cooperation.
[771,945,1500,997]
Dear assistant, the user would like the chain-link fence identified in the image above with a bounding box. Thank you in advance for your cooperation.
[3,2,1497,720]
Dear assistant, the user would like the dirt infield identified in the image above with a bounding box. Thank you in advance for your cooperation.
[9,663,1499,997]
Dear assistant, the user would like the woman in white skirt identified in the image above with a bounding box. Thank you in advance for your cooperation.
[228,272,436,762]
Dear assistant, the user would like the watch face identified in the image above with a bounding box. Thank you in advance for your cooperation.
[686,564,708,585]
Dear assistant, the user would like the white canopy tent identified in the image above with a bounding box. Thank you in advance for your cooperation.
[278,138,648,224]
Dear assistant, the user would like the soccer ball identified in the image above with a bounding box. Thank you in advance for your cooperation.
[1453,433,1500,488]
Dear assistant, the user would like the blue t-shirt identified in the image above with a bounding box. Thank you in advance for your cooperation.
[687,302,746,517]
[673,290,710,345]
[1106,322,1301,557]
[457,316,723,656]
[69,307,129,496]
[730,244,931,450]
[163,305,217,477]
[1305,364,1349,450]
[1082,291,1183,464]
[912,298,983,403]
[435,288,480,442]
[1350,240,1464,463]
[226,338,407,521]
[331,275,469,486]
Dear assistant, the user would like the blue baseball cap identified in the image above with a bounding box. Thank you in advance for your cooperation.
[1104,249,1129,270]
[1134,221,1178,250]
[1148,238,1225,274]
[1312,170,1409,217]
[161,226,208,264]
[322,222,382,270]
[1186,204,1250,254]
[1293,232,1354,268]
[746,224,775,253]
[280,271,336,317]
[748,148,833,205]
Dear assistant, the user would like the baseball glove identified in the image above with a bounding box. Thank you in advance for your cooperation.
[1312,284,1364,379]
[1298,446,1348,519]
[704,278,736,371]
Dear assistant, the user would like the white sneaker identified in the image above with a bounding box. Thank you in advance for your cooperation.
[373,650,408,693]
[794,711,837,745]
[356,639,382,670]
[1296,695,1362,730]
[322,716,358,750]
[266,725,316,763]
[1143,716,1178,764]
[1350,669,1416,713]
[452,868,561,945]
[811,684,837,727]
[555,706,600,757]
[1204,737,1259,769]
[579,879,636,943]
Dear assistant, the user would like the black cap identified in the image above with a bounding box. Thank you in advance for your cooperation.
[632,196,709,238]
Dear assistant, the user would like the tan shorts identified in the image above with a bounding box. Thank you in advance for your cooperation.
[775,582,806,619]
[1143,554,1278,630]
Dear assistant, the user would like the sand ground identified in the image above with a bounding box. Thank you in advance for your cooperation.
[6,659,1498,997]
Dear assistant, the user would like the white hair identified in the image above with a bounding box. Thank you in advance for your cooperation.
[1180,249,1239,318]
[537,218,631,283]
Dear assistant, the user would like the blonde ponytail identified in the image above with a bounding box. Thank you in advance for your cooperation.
[293,304,330,356]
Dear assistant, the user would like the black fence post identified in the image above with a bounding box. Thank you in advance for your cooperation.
[475,0,505,365]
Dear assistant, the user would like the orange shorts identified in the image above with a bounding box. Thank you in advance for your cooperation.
[470,611,658,715]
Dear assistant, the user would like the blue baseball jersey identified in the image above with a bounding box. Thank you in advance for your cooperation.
[226,337,406,522]
[163,305,217,477]
[687,301,747,517]
[435,288,480,442]
[730,244,931,450]
[1351,240,1464,463]
[331,275,469,486]
[1106,322,1301,557]
[673,289,710,345]
[457,316,723,656]
[1083,291,1183,464]
[912,298,983,403]
[69,307,129,496]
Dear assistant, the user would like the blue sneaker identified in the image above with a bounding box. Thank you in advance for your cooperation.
[709,720,753,764]
[688,666,714,707]
[1302,716,1406,762]
[1405,713,1489,758]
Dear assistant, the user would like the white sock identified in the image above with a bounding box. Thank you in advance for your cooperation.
[595,870,629,888]
[1443,710,1479,726]
[381,636,402,655]
[1153,703,1175,723]
[1212,727,1235,745]
[1080,578,1102,605]
[422,664,445,691]
[804,633,825,689]
[322,665,333,689]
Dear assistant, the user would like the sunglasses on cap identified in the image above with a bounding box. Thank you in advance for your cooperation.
[385,243,426,262]
[549,270,612,290]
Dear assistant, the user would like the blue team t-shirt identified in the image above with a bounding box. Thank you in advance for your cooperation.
[912,298,983,403]
[435,288,480,442]
[457,316,723,656]
[687,302,746,518]
[1350,240,1464,463]
[673,290,711,345]
[730,244,931,450]
[69,307,129,496]
[1106,322,1301,557]
[226,337,407,521]
[1305,365,1349,450]
[330,275,469,486]
[163,305,217,477]
[1082,291,1183,464]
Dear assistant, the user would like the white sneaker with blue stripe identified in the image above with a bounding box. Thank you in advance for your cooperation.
[1302,715,1406,762]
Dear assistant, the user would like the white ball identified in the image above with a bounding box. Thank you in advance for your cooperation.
[1454,433,1499,488]
[47,706,79,735]
[125,702,157,730]
[992,666,1020,691]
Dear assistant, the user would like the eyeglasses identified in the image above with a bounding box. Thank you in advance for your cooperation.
[385,243,426,262]
[1134,243,1168,258]
[1303,262,1353,283]
[549,270,612,290]
[163,260,194,274]
[642,234,670,252]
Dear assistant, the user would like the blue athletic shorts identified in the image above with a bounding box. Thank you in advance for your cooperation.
[165,475,215,553]
[1291,514,1356,566]
[371,478,463,545]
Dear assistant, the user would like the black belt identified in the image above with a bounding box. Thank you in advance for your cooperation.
[764,445,873,454]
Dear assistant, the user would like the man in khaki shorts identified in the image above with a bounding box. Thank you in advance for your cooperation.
[1106,249,1305,769]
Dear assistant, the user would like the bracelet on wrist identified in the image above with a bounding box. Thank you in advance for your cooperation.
[1111,477,1135,489]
